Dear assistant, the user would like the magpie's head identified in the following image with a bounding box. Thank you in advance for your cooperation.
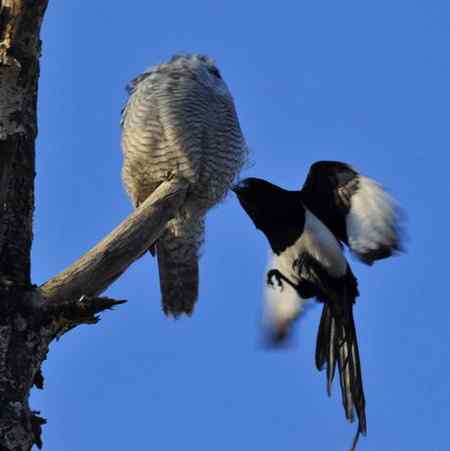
[233,178,304,253]
[232,178,290,229]
[233,177,281,205]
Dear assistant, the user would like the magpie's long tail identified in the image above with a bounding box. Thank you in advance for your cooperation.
[316,296,367,451]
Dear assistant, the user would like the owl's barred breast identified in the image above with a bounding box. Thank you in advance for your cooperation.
[121,55,247,211]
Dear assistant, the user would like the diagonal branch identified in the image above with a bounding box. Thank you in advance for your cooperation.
[38,178,188,305]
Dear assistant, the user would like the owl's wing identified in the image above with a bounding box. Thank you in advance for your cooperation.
[300,161,402,265]
[120,68,155,128]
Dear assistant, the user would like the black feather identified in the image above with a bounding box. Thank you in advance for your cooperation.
[315,271,366,451]
[233,178,305,254]
[300,161,359,244]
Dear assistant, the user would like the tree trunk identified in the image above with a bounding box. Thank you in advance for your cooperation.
[0,1,49,449]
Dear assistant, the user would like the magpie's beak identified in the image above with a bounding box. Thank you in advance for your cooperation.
[231,181,247,196]
[231,184,241,194]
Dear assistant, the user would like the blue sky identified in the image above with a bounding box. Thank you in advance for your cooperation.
[31,1,449,450]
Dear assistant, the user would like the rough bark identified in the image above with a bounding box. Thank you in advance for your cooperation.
[0,3,188,449]
[0,0,45,286]
[0,1,48,449]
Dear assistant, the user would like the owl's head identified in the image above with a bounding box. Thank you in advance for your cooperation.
[169,54,220,77]
[169,53,230,95]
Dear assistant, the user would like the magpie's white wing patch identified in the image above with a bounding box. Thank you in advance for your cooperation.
[303,208,348,278]
[301,161,402,265]
[347,176,400,264]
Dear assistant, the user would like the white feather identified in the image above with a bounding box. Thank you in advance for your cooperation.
[270,210,346,282]
[269,207,347,283]
[264,252,307,334]
[346,176,398,257]
[263,208,347,337]
[303,209,347,277]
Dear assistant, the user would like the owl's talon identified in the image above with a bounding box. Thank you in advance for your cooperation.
[165,170,175,181]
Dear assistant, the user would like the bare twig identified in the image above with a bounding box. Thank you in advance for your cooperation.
[39,178,189,305]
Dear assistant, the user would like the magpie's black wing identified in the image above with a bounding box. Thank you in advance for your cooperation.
[300,161,401,265]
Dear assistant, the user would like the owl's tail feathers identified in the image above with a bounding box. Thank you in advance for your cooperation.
[155,231,199,317]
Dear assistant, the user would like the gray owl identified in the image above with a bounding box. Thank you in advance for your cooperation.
[121,54,247,316]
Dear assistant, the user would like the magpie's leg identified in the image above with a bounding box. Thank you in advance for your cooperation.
[267,269,282,288]
[267,269,298,292]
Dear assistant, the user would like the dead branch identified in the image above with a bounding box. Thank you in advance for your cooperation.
[39,178,188,305]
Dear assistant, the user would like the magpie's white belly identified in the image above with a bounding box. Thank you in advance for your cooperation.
[273,208,347,280]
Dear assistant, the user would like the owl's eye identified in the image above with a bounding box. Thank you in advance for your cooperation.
[208,67,222,79]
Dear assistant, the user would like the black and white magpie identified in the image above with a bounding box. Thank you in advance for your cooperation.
[233,161,402,451]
